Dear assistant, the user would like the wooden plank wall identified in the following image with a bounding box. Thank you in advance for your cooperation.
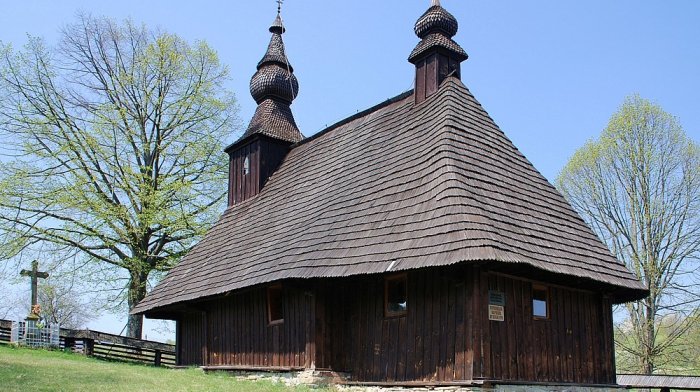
[229,140,260,206]
[479,273,616,384]
[202,286,311,368]
[228,138,290,206]
[178,313,204,366]
[319,267,474,382]
[176,267,616,384]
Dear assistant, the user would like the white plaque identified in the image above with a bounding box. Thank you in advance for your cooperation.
[488,304,504,321]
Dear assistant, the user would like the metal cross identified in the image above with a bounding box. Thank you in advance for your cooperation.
[277,0,284,14]
[20,260,49,316]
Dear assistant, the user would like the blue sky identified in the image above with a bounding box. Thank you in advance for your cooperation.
[2,1,699,339]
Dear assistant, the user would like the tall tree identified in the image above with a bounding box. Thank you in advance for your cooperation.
[557,95,700,374]
[0,15,238,338]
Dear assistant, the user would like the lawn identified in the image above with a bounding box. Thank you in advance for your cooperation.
[0,344,331,392]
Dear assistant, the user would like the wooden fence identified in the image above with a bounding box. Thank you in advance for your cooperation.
[0,319,176,367]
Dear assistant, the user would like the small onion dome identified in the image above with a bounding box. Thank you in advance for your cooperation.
[250,64,299,104]
[270,13,285,34]
[414,3,458,38]
[249,14,299,104]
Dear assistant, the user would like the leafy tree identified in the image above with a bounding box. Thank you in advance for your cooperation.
[557,95,700,374]
[0,15,238,338]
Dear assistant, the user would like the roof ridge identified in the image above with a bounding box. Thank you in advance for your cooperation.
[294,90,414,148]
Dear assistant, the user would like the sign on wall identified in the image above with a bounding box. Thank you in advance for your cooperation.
[488,290,505,322]
[488,305,505,321]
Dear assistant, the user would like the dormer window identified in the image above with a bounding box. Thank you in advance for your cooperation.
[243,156,250,175]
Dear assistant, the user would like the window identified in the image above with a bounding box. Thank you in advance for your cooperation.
[267,285,283,325]
[243,156,250,175]
[532,285,548,319]
[385,274,407,317]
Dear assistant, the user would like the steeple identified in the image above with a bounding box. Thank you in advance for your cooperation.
[241,9,303,143]
[225,6,304,206]
[409,0,468,104]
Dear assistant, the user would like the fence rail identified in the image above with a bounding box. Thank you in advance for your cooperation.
[0,319,175,367]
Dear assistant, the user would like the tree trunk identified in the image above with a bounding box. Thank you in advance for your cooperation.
[643,299,655,375]
[126,268,149,339]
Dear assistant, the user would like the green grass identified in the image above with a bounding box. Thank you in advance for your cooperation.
[0,344,331,392]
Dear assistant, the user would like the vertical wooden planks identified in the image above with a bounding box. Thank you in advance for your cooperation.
[175,271,617,385]
[430,270,441,381]
[415,59,426,104]
[505,277,517,380]
[463,267,475,381]
[437,275,449,381]
[413,269,426,380]
[426,54,438,97]
[372,277,383,381]
[454,278,466,381]
[445,277,457,381]
[397,316,407,381]
[404,274,417,381]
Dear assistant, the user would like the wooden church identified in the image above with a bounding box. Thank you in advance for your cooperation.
[134,1,647,387]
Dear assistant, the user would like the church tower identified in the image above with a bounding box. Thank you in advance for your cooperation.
[225,7,303,205]
[409,0,468,104]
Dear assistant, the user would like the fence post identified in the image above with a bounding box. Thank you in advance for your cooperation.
[84,338,95,356]
[64,337,75,352]
[155,349,162,367]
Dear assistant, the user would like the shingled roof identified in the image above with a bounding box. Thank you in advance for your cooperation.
[134,77,647,315]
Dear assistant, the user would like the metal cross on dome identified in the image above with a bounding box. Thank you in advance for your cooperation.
[277,0,284,14]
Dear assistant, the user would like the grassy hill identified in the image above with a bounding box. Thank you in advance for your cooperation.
[0,344,329,392]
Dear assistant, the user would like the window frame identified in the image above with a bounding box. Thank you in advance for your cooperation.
[243,156,250,176]
[384,273,408,318]
[267,284,284,326]
[532,284,549,320]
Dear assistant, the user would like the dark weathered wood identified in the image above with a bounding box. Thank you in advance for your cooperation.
[413,270,425,380]
[426,54,438,98]
[505,277,517,380]
[415,59,426,104]
[228,137,291,206]
[428,269,439,380]
[481,270,492,379]
[173,266,617,384]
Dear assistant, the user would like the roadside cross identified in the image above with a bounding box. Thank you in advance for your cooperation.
[20,260,49,318]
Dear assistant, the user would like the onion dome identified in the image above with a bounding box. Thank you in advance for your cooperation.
[414,1,458,38]
[240,11,303,144]
[409,0,467,64]
[250,15,299,105]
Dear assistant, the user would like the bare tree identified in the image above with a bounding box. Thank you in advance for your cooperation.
[38,279,97,329]
[0,14,238,338]
[557,95,700,374]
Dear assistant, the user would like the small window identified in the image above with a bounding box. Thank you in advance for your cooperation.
[267,285,283,325]
[243,156,250,175]
[533,285,548,319]
[385,274,407,317]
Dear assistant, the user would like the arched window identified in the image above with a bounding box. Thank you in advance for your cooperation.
[243,156,250,175]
